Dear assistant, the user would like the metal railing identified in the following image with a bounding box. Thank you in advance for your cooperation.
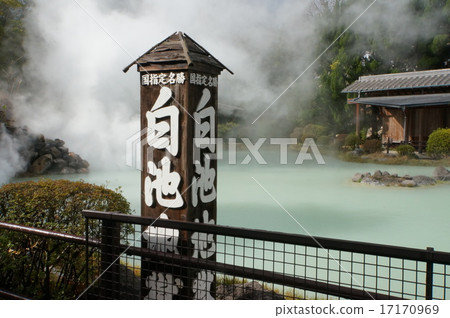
[0,221,97,299]
[82,210,450,300]
[1,212,449,300]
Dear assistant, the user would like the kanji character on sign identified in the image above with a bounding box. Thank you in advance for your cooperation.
[144,272,183,300]
[142,74,150,85]
[145,156,183,208]
[192,270,214,300]
[143,212,179,253]
[191,155,216,207]
[146,87,179,156]
[194,88,215,153]
[191,210,216,259]
[176,72,186,84]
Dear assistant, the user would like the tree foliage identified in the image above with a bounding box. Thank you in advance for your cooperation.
[299,0,450,135]
[0,179,132,299]
[0,0,27,88]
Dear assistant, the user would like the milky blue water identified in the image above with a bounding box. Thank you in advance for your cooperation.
[14,150,450,253]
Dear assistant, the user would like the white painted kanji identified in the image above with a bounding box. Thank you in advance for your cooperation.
[142,74,150,85]
[149,74,159,85]
[192,270,214,300]
[191,87,216,207]
[144,272,183,300]
[194,88,215,153]
[146,87,179,156]
[191,155,216,207]
[191,210,216,259]
[143,212,179,254]
[141,72,186,86]
[144,156,183,208]
[176,72,185,84]
[189,72,218,87]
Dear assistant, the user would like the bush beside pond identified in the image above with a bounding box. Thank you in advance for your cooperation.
[427,128,450,158]
[0,179,132,299]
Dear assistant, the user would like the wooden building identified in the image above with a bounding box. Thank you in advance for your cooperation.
[342,69,450,151]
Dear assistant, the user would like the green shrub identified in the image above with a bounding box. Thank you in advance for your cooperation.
[362,139,382,154]
[396,144,416,157]
[0,179,132,299]
[426,128,450,158]
[289,127,303,141]
[344,133,359,150]
[301,124,327,142]
[359,128,368,144]
[317,135,331,146]
[218,121,238,138]
[333,134,347,150]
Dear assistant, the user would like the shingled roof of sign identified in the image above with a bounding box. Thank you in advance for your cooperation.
[342,68,450,93]
[123,31,233,74]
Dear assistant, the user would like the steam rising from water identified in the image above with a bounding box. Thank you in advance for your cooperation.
[0,126,26,184]
[6,0,444,173]
[10,1,316,171]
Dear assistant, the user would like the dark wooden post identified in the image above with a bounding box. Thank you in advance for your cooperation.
[124,31,232,300]
[402,107,407,144]
[355,103,360,147]
[418,109,424,153]
[425,247,434,300]
[100,219,121,299]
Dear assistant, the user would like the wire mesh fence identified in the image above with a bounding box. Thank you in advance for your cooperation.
[0,221,94,299]
[82,211,450,300]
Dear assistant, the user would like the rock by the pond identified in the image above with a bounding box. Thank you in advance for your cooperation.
[412,175,436,186]
[433,166,450,181]
[360,177,382,186]
[400,180,417,187]
[4,126,90,176]
[351,148,363,156]
[373,170,382,178]
[353,170,445,187]
[61,167,77,175]
[216,281,284,300]
[29,154,53,175]
[352,173,363,182]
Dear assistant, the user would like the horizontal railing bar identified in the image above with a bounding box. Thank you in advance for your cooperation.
[0,221,99,247]
[81,210,450,264]
[0,288,29,300]
[122,243,403,300]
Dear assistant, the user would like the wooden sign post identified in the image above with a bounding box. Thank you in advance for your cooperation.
[124,31,231,299]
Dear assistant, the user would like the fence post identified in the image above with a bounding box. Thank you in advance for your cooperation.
[100,219,121,299]
[84,218,89,300]
[425,247,434,300]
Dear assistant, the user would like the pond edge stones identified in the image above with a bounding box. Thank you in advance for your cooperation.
[352,166,450,187]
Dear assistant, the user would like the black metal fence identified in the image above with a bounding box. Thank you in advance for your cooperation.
[0,221,96,299]
[1,211,449,300]
[82,210,450,300]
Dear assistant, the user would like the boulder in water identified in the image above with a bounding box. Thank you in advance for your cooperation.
[433,166,450,181]
[30,154,53,175]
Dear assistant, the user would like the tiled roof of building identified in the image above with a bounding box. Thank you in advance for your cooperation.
[342,69,450,93]
[348,93,450,108]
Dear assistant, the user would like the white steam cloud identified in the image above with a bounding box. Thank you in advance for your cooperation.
[11,0,317,170]
[9,0,438,171]
[0,126,26,184]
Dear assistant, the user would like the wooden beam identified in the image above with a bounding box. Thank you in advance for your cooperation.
[355,103,360,142]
